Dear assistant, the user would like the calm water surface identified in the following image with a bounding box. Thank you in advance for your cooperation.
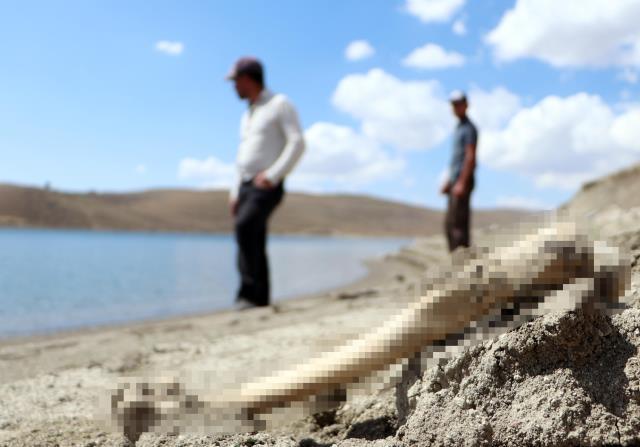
[0,229,408,338]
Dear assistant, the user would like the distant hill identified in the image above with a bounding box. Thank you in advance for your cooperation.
[560,163,640,218]
[0,184,536,237]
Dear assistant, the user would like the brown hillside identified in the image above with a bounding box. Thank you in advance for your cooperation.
[560,162,640,217]
[0,184,535,237]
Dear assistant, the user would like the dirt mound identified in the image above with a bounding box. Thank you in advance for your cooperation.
[560,163,640,218]
[398,308,640,446]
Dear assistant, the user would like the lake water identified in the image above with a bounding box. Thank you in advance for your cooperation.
[0,229,408,339]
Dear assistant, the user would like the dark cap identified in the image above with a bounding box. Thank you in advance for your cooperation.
[449,90,467,103]
[225,57,264,81]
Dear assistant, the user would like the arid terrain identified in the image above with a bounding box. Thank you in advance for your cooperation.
[0,184,534,236]
[1,164,640,446]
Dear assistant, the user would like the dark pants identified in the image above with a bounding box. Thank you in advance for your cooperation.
[445,187,472,252]
[234,180,284,307]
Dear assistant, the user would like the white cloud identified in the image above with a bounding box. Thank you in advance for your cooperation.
[495,195,550,210]
[611,108,640,149]
[480,93,640,190]
[135,164,147,174]
[177,124,405,193]
[288,122,405,192]
[405,0,465,23]
[332,68,452,151]
[403,43,465,69]
[155,40,184,56]
[619,90,633,102]
[618,68,639,84]
[452,19,466,36]
[345,40,375,61]
[178,156,235,188]
[486,0,640,68]
[468,86,522,130]
[437,168,449,187]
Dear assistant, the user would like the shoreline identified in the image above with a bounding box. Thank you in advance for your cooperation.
[0,232,444,446]
[0,225,422,239]
[0,257,385,347]
[0,231,413,344]
[0,241,432,385]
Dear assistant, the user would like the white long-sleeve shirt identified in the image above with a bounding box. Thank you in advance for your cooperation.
[230,89,305,200]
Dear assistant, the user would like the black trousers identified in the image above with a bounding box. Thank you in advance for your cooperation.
[445,188,473,252]
[234,180,284,307]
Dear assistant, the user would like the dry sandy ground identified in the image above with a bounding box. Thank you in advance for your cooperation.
[1,202,639,446]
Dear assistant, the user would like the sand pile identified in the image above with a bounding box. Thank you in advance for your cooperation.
[387,225,640,446]
[287,232,640,446]
[560,163,640,218]
[129,304,640,446]
[393,224,640,446]
[398,308,640,446]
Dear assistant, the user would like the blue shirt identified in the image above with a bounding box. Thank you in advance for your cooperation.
[450,117,478,183]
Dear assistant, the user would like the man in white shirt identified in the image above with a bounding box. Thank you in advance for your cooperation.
[226,57,305,309]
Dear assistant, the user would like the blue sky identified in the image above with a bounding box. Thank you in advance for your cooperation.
[1,0,639,210]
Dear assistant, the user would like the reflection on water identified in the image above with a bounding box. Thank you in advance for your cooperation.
[0,229,407,338]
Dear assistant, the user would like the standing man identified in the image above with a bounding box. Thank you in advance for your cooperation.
[440,90,478,252]
[226,57,305,309]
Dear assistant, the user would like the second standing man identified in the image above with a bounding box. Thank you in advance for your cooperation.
[440,90,478,252]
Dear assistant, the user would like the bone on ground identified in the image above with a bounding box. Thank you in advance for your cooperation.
[113,222,629,441]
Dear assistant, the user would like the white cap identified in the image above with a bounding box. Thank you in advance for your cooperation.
[449,90,467,103]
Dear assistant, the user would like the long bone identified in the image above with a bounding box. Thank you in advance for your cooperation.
[111,222,629,442]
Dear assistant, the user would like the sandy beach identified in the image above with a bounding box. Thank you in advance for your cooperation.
[0,229,449,446]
